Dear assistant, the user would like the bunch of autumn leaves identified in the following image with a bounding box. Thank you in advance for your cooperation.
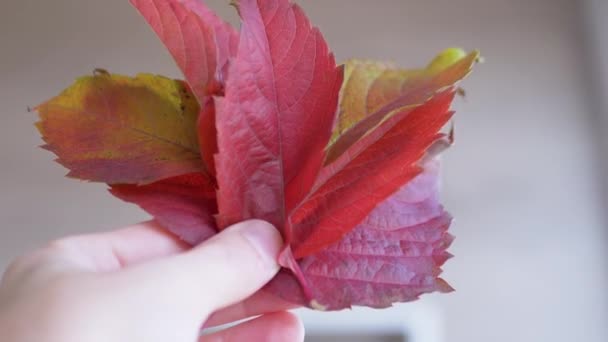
[35,0,478,310]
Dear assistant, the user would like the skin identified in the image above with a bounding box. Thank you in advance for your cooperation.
[0,220,301,342]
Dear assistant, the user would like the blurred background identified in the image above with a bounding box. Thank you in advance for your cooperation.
[1,0,607,341]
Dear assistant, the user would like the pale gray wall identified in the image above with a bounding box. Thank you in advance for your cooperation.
[1,1,606,341]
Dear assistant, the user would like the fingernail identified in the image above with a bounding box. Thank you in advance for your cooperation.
[239,220,282,269]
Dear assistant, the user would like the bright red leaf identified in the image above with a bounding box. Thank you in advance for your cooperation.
[290,91,455,259]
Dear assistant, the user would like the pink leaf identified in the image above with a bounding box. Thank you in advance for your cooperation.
[110,172,217,244]
[268,162,454,310]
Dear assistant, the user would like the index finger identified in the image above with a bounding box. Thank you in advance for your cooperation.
[205,290,299,328]
[39,221,190,272]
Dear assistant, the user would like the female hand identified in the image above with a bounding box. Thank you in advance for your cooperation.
[0,220,302,342]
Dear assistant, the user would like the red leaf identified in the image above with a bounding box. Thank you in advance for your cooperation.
[110,172,217,244]
[268,162,454,310]
[182,0,239,75]
[197,97,219,177]
[214,0,343,231]
[130,0,238,100]
[175,0,239,85]
[290,91,455,258]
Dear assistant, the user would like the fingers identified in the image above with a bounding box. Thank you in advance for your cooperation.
[205,290,298,328]
[112,220,283,318]
[48,221,190,272]
[199,312,304,342]
[176,219,283,310]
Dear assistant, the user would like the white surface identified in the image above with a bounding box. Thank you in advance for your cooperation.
[0,1,607,341]
[296,302,443,342]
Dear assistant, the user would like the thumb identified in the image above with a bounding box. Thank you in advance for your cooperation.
[179,219,283,310]
[110,220,283,319]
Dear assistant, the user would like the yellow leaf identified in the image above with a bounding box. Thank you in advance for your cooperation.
[327,49,479,162]
[35,73,203,184]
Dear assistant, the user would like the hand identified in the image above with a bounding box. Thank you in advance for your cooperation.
[0,220,302,342]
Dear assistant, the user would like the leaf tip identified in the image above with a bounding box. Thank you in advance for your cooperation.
[426,48,467,73]
[436,278,455,293]
[93,68,111,77]
[309,299,328,311]
[229,0,241,15]
[456,87,467,99]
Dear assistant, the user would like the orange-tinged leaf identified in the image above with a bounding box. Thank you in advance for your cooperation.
[327,49,479,163]
[330,60,394,143]
[36,73,203,184]
[365,48,470,114]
